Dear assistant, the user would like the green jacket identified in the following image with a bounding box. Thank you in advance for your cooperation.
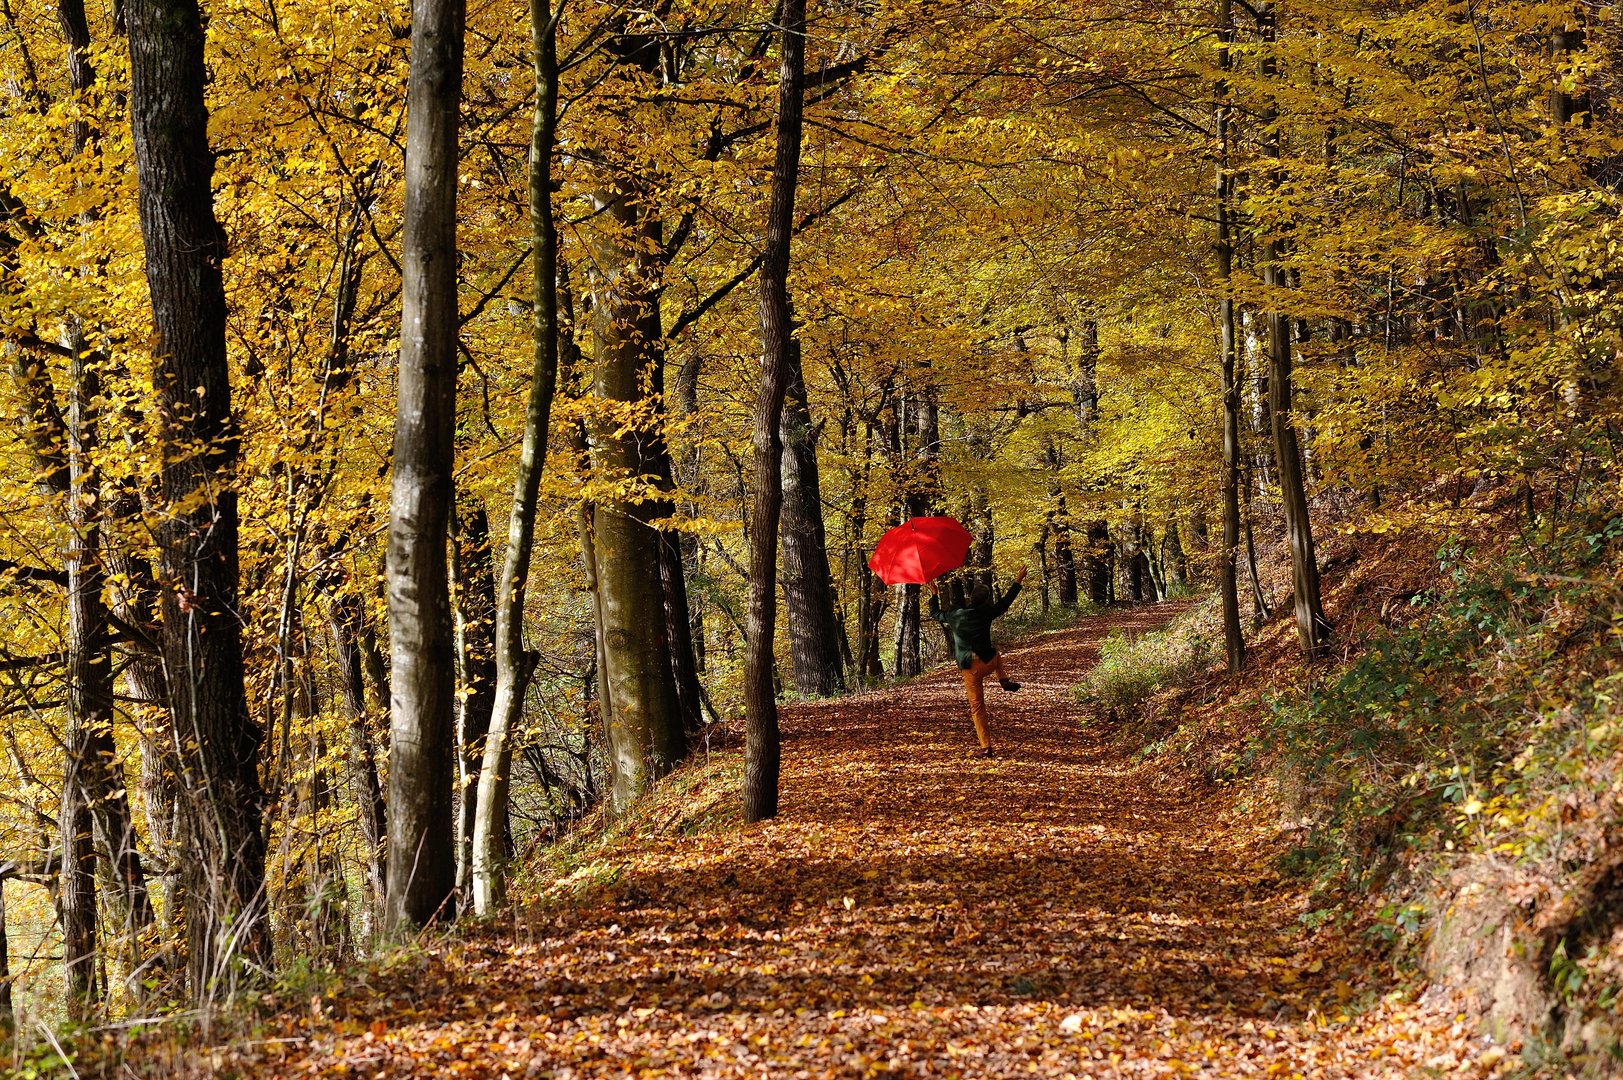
[929,581,1021,670]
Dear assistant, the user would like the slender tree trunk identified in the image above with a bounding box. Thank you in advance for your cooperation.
[126,0,268,996]
[0,879,11,1021]
[744,0,806,824]
[849,436,884,682]
[1034,522,1051,613]
[779,345,844,696]
[59,704,100,1017]
[1216,0,1245,671]
[450,496,497,908]
[1260,1,1330,659]
[470,0,561,911]
[1242,466,1271,623]
[328,590,387,923]
[105,533,182,954]
[385,0,464,932]
[56,0,154,991]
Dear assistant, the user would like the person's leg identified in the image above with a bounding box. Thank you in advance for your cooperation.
[990,652,1021,692]
[962,660,992,750]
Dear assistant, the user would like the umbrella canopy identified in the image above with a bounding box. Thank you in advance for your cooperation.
[868,516,974,586]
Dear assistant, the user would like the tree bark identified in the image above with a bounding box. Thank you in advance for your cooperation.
[328,589,387,922]
[743,0,806,824]
[588,174,687,808]
[470,0,561,912]
[1084,520,1110,605]
[779,344,844,697]
[385,0,464,933]
[55,0,155,994]
[1053,498,1078,607]
[450,495,497,909]
[1261,1,1330,659]
[0,879,11,1020]
[1216,0,1245,671]
[126,0,268,995]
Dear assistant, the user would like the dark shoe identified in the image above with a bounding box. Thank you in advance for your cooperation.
[1000,679,1022,692]
[976,746,993,757]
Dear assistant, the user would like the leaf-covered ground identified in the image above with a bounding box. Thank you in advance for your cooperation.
[218,607,1510,1078]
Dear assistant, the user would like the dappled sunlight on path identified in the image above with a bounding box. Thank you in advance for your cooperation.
[244,606,1498,1079]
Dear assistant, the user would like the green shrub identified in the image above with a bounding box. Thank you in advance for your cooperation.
[1076,626,1211,712]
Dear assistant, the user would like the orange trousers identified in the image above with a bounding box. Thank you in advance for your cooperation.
[961,653,1011,749]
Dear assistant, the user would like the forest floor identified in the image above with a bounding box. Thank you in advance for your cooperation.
[192,605,1513,1079]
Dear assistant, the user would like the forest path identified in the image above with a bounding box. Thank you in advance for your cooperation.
[249,606,1495,1079]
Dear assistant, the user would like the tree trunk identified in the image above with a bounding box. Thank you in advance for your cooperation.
[0,879,11,1021]
[105,530,182,954]
[892,583,921,677]
[1084,520,1110,605]
[328,589,387,923]
[587,173,687,809]
[384,0,463,932]
[471,0,561,911]
[1034,522,1051,613]
[55,0,153,994]
[450,496,497,909]
[743,0,806,824]
[1216,0,1245,671]
[1053,498,1078,606]
[779,344,844,697]
[126,0,269,995]
[1261,1,1330,660]
[1169,524,1188,589]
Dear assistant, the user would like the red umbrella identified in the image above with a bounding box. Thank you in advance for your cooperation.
[868,516,974,586]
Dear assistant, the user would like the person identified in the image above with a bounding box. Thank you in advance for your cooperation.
[929,567,1027,756]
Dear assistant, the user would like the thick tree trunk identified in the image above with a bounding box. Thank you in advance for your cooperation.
[587,174,687,809]
[470,2,561,912]
[779,345,844,697]
[126,0,268,996]
[1053,498,1078,607]
[1166,523,1188,591]
[1216,0,1245,671]
[743,0,805,824]
[1084,520,1110,605]
[892,583,921,677]
[1261,1,1330,660]
[384,0,464,933]
[450,496,497,908]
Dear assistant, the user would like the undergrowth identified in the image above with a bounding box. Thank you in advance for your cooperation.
[1079,502,1623,1069]
[517,750,743,907]
[1073,600,1215,715]
[1264,507,1623,1068]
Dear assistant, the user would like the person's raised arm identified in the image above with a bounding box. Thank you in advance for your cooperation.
[927,580,946,622]
[991,566,1028,618]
